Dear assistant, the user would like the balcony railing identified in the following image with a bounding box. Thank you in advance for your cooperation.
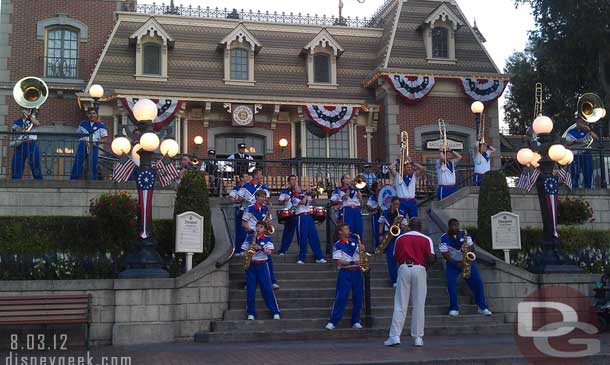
[131,3,382,28]
[41,57,81,80]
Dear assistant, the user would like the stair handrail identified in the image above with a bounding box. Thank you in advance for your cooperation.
[215,207,236,269]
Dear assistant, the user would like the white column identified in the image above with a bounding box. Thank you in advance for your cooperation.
[182,118,189,154]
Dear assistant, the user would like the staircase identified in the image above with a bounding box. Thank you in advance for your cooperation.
[195,205,512,343]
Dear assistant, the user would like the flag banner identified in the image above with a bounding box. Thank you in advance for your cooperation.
[120,98,182,130]
[542,175,559,238]
[458,78,508,103]
[385,74,436,105]
[554,167,572,189]
[304,105,357,135]
[112,158,137,183]
[155,158,179,187]
[136,168,156,239]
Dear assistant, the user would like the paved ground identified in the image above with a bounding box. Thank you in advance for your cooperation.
[2,334,609,365]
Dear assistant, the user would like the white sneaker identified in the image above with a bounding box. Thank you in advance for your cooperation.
[479,308,492,316]
[325,322,335,330]
[414,337,424,347]
[273,314,280,320]
[272,283,280,289]
[383,337,400,347]
[247,315,255,320]
[279,253,285,256]
[352,323,363,329]
[235,252,243,256]
[448,310,459,317]
[316,258,327,264]
[296,260,305,264]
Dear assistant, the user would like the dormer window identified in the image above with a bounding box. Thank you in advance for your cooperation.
[219,23,261,86]
[421,3,463,64]
[129,17,174,82]
[303,29,343,89]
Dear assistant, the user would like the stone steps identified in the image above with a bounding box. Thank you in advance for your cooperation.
[229,277,447,289]
[228,295,472,309]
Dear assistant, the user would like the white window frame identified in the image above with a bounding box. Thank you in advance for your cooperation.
[224,41,255,85]
[300,122,354,159]
[303,29,343,90]
[422,4,462,65]
[130,17,174,82]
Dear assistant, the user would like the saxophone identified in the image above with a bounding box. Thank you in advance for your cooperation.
[461,230,477,279]
[264,201,275,235]
[375,213,404,256]
[353,233,371,272]
[243,234,256,270]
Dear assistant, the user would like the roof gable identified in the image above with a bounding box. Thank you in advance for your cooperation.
[303,28,344,56]
[129,17,174,46]
[423,2,464,30]
[219,23,262,52]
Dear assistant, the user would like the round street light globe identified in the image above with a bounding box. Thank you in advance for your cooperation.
[471,101,485,114]
[516,148,534,166]
[111,136,131,156]
[531,152,542,168]
[132,99,158,122]
[548,144,567,162]
[160,139,179,158]
[193,135,204,145]
[131,143,142,162]
[279,138,288,148]
[532,115,554,134]
[140,132,160,152]
[559,149,574,166]
[89,84,104,99]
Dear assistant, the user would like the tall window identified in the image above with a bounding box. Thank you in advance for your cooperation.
[142,43,162,75]
[313,53,331,83]
[306,126,350,158]
[230,48,249,80]
[432,27,449,58]
[46,28,78,79]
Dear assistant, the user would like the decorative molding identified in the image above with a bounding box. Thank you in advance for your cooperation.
[129,17,174,46]
[207,126,274,154]
[223,103,232,113]
[219,23,262,52]
[414,124,475,151]
[37,15,89,42]
[254,104,263,114]
[203,102,212,127]
[303,28,344,56]
[271,104,281,130]
[423,3,464,30]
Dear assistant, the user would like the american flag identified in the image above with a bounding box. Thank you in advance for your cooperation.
[112,158,137,183]
[554,167,572,189]
[517,167,540,192]
[155,158,179,187]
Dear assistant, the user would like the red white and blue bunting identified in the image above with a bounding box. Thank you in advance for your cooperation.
[304,105,357,135]
[385,74,436,105]
[120,98,183,131]
[458,78,507,103]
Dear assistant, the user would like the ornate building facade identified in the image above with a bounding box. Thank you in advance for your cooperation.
[0,0,508,169]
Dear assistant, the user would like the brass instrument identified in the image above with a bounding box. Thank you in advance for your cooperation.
[438,119,448,164]
[264,201,275,235]
[11,77,48,148]
[354,175,368,190]
[375,213,404,256]
[461,231,477,279]
[353,233,371,272]
[577,93,606,124]
[399,131,409,176]
[243,234,256,269]
[534,82,543,118]
[478,114,486,145]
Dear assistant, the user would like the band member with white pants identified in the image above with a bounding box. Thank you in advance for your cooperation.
[384,218,435,347]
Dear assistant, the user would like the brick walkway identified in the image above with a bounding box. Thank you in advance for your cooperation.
[3,334,609,365]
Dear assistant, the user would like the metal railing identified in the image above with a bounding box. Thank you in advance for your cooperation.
[131,3,382,28]
[41,57,81,80]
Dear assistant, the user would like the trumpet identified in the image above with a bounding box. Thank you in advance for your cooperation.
[399,131,409,176]
[375,213,404,256]
[577,93,606,124]
[438,119,448,164]
[353,233,371,272]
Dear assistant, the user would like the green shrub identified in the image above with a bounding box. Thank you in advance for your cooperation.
[558,197,594,225]
[174,171,213,259]
[477,170,512,246]
[89,191,138,254]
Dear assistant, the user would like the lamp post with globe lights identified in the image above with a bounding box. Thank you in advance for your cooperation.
[110,98,180,278]
[516,115,579,273]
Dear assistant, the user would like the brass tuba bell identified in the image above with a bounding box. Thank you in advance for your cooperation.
[577,93,606,124]
[13,77,48,110]
[354,175,368,190]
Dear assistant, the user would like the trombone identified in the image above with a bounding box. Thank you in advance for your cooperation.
[399,131,409,176]
[438,119,448,164]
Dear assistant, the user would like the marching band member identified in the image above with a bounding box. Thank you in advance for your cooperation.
[291,185,326,264]
[238,168,270,208]
[70,108,108,180]
[472,143,496,186]
[242,190,279,289]
[564,122,597,189]
[384,218,436,347]
[229,172,250,255]
[377,197,407,288]
[366,182,381,248]
[11,109,42,180]
[242,220,280,320]
[435,149,462,200]
[361,164,377,192]
[336,175,363,238]
[389,159,423,218]
[325,223,364,330]
[440,218,491,317]
[277,175,298,255]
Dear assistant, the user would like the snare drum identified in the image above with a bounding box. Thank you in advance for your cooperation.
[313,206,327,224]
[277,208,294,224]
